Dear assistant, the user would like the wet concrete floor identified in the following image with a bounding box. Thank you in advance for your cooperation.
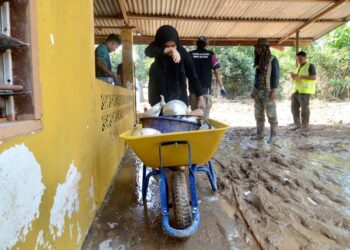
[82,150,255,250]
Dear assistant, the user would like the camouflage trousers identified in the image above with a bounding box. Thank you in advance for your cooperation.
[252,89,278,125]
[189,92,212,115]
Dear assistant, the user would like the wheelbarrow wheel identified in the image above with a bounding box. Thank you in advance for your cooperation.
[172,171,192,229]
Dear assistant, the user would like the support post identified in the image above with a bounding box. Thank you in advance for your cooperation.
[121,26,134,88]
[296,30,300,67]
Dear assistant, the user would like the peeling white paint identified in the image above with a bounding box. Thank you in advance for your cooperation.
[0,144,45,250]
[35,230,44,250]
[50,33,55,45]
[69,224,73,239]
[90,202,97,215]
[88,177,95,200]
[76,222,82,245]
[49,162,81,240]
[88,177,97,214]
[35,230,52,250]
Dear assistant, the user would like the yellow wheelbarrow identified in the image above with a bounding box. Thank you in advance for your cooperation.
[120,118,229,238]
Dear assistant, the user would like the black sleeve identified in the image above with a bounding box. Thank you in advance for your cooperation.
[309,64,317,76]
[145,42,165,58]
[182,48,203,97]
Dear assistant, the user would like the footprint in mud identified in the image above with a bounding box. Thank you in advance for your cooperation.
[334,217,350,231]
[312,170,341,187]
[289,158,305,170]
[244,192,264,212]
[312,169,321,179]
[324,174,340,187]
[239,161,255,179]
[270,154,289,168]
[310,180,346,205]
[293,178,305,189]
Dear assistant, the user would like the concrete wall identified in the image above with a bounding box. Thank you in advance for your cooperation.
[0,0,135,249]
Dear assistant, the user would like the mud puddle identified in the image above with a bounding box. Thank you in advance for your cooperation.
[215,124,350,249]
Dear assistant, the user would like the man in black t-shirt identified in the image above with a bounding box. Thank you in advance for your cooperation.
[189,36,226,111]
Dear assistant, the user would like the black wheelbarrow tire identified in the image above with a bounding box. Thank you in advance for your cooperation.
[172,170,192,229]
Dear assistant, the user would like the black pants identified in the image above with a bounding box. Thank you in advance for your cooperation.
[291,92,310,126]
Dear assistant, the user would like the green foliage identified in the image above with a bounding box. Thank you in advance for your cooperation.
[110,50,122,72]
[134,45,154,85]
[212,47,255,97]
[274,22,350,100]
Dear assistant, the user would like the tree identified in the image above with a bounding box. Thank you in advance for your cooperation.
[212,47,255,97]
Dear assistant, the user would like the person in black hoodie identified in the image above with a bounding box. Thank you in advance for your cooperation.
[145,25,206,109]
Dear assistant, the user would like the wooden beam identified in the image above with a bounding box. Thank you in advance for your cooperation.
[296,30,300,67]
[95,35,312,46]
[117,0,129,26]
[254,0,335,1]
[121,27,134,88]
[95,15,344,24]
[278,0,348,44]
[0,84,24,91]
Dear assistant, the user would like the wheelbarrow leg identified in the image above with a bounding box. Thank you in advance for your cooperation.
[159,167,169,215]
[195,161,218,192]
[142,164,147,200]
[142,165,160,200]
[208,160,218,191]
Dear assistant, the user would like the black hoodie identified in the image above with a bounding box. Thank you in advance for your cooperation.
[145,25,203,106]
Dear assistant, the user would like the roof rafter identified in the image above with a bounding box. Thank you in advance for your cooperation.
[117,0,130,26]
[95,14,344,23]
[246,0,336,2]
[95,35,312,46]
[278,0,348,44]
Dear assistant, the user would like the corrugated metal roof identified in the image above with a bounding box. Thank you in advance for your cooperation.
[94,0,350,45]
[94,0,121,16]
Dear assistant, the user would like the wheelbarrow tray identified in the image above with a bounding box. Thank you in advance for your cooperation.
[119,119,230,168]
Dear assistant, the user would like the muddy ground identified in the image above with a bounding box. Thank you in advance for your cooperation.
[215,125,350,249]
[83,99,350,250]
[212,99,350,249]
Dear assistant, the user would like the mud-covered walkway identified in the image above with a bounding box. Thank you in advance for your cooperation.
[82,150,256,249]
[82,100,350,250]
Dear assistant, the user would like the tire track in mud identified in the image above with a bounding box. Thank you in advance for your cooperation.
[214,126,350,250]
[214,157,264,250]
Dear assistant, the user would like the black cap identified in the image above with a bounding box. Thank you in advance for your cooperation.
[197,36,208,44]
[256,38,269,46]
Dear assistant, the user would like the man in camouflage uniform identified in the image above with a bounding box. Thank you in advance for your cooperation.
[251,38,280,141]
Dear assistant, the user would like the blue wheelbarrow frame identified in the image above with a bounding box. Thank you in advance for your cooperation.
[142,140,217,238]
